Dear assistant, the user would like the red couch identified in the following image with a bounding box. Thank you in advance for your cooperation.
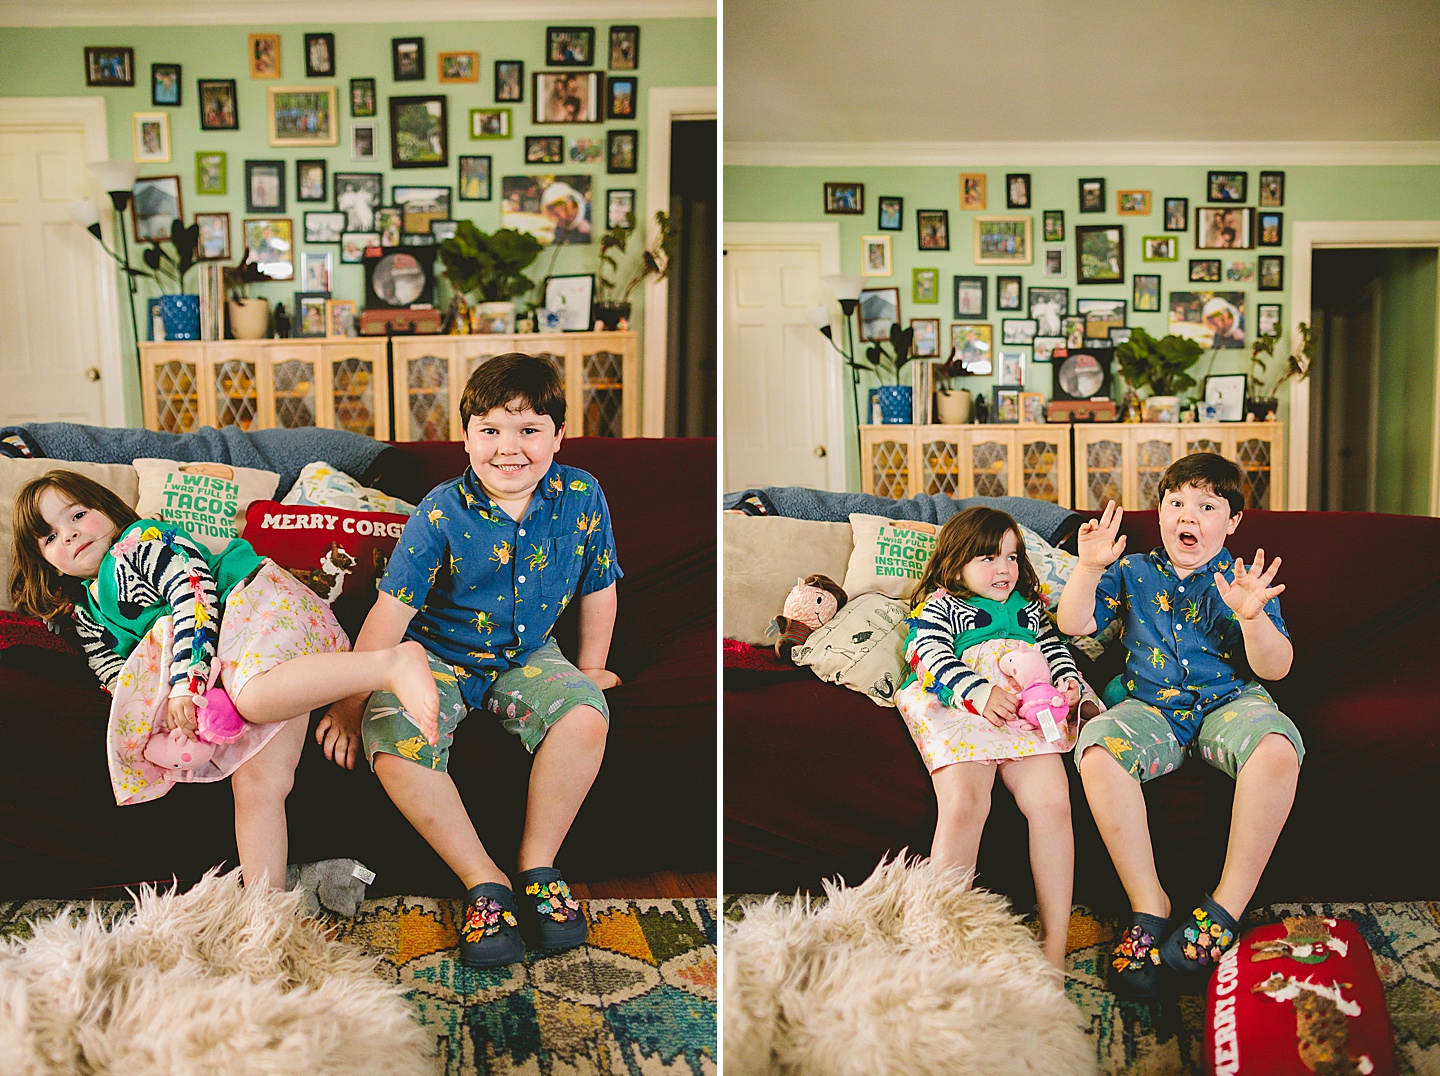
[726,508,1440,909]
[2,437,715,898]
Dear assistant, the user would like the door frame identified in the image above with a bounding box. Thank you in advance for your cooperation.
[0,96,127,426]
[642,85,716,437]
[1291,220,1440,514]
[723,220,845,490]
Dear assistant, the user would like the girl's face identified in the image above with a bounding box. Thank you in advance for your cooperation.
[36,488,115,580]
[958,528,1020,601]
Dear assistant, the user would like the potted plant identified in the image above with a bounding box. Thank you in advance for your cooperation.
[143,218,200,340]
[933,349,973,424]
[860,322,916,424]
[1113,327,1202,420]
[224,250,273,339]
[437,221,542,333]
[594,210,678,330]
[1246,322,1317,420]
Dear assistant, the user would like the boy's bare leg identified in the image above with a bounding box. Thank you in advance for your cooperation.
[929,760,996,876]
[516,705,608,872]
[231,714,308,890]
[1212,733,1299,919]
[373,754,509,888]
[1079,745,1171,919]
[1001,753,1073,970]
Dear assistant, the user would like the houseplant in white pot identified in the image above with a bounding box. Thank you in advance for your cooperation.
[594,210,677,330]
[1113,327,1202,420]
[224,251,272,339]
[437,221,541,333]
[143,218,200,340]
[933,349,973,424]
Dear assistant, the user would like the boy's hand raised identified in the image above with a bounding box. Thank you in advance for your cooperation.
[1077,500,1127,570]
[1215,549,1285,622]
[316,694,365,770]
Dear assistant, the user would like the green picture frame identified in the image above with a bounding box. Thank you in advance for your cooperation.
[1142,235,1178,262]
[195,151,226,196]
[469,108,512,140]
[912,267,939,304]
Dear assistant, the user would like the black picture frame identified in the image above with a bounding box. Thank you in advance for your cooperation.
[151,63,181,107]
[296,159,327,203]
[547,26,595,67]
[1259,171,1285,207]
[293,292,330,337]
[1164,197,1189,231]
[1078,177,1105,213]
[824,182,864,215]
[1258,255,1285,291]
[84,46,134,87]
[953,275,987,319]
[916,209,949,250]
[1053,346,1113,401]
[364,246,437,309]
[333,172,383,231]
[304,33,335,77]
[543,273,597,331]
[606,129,637,174]
[1189,258,1222,283]
[1076,298,1127,338]
[245,159,286,213]
[198,79,238,131]
[607,188,636,228]
[1002,318,1039,345]
[525,135,565,165]
[607,76,637,120]
[1257,303,1283,336]
[1133,273,1162,313]
[303,210,346,244]
[391,186,451,237]
[1258,211,1283,246]
[608,25,639,70]
[1207,171,1247,203]
[392,37,425,82]
[350,78,376,118]
[1075,224,1125,284]
[389,95,449,170]
[1203,373,1248,421]
[1006,173,1031,209]
[494,60,524,102]
[1042,209,1064,242]
[877,196,903,231]
[996,275,1023,310]
[1027,286,1070,337]
[458,156,492,201]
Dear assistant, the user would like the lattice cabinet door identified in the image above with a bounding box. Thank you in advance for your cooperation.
[1074,427,1127,510]
[575,332,637,437]
[965,430,1016,498]
[265,347,321,430]
[1017,426,1069,506]
[860,426,916,499]
[141,344,205,434]
[918,428,964,496]
[1132,430,1181,509]
[319,341,390,440]
[391,339,456,442]
[201,343,262,432]
[1182,426,1225,457]
[1224,425,1284,509]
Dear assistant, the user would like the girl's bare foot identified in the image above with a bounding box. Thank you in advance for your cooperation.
[389,640,440,745]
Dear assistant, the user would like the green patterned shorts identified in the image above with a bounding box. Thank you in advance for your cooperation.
[361,637,610,771]
[1073,682,1303,783]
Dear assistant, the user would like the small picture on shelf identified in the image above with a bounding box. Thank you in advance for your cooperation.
[1204,373,1248,421]
[991,386,1021,423]
[1019,391,1046,424]
[326,298,358,337]
[294,292,329,337]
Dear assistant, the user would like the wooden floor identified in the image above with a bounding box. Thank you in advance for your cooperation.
[569,870,716,900]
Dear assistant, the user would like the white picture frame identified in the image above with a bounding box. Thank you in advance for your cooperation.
[132,111,170,163]
[300,250,333,293]
[352,122,377,162]
[860,234,892,277]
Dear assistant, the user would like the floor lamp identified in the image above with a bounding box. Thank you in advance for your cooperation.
[808,274,867,482]
[69,161,145,398]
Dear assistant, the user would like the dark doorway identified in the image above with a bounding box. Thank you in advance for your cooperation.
[666,119,717,437]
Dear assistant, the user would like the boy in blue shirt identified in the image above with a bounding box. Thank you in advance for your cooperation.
[1057,453,1300,998]
[317,353,621,968]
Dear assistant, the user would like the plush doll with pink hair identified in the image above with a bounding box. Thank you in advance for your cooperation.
[142,685,247,771]
[768,574,848,662]
[995,648,1070,744]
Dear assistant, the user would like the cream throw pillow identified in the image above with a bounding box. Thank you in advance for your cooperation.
[843,514,940,600]
[723,514,854,645]
[791,592,911,708]
[133,458,280,555]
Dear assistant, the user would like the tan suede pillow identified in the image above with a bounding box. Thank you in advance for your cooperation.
[723,514,854,645]
[0,458,140,613]
[843,513,940,600]
[791,592,911,707]
[133,457,280,555]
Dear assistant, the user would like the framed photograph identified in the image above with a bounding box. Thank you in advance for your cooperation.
[501,174,592,245]
[1204,373,1248,421]
[1063,315,1086,348]
[543,273,595,331]
[1190,258,1222,283]
[1133,273,1161,313]
[1117,189,1151,215]
[991,387,1021,423]
[1168,290,1246,348]
[1006,173,1031,209]
[195,151,226,196]
[1208,171,1247,203]
[132,112,170,163]
[340,231,380,263]
[1258,303,1282,336]
[1109,327,1132,345]
[151,63,181,107]
[999,349,1025,386]
[1052,347,1113,402]
[333,172,382,232]
[1027,286,1069,337]
[960,173,986,211]
[1143,235,1178,261]
[1032,337,1065,363]
[350,78,376,118]
[824,182,864,215]
[912,267,939,304]
[1001,318,1038,345]
[605,188,635,228]
[534,71,602,123]
[364,246,436,308]
[526,135,565,165]
[304,33,334,78]
[326,298,357,338]
[607,129,637,174]
[1226,260,1256,284]
[304,211,345,244]
[876,197,902,231]
[1258,255,1285,291]
[249,34,280,79]
[245,160,285,213]
[85,46,134,87]
[1196,400,1225,423]
[392,37,425,81]
[1044,248,1065,277]
[861,235,892,277]
[494,61,524,102]
[300,250,333,293]
[438,51,479,83]
[910,318,940,358]
[459,156,493,202]
[1077,297,1127,339]
[242,217,294,280]
[131,176,182,242]
[1078,177,1105,213]
[1196,206,1255,249]
[293,292,329,337]
[1142,395,1181,423]
[568,137,602,164]
[916,209,950,250]
[352,123,377,162]
[266,87,337,146]
[951,324,993,374]
[1042,210,1064,242]
[470,108,512,139]
[1163,197,1189,232]
[375,207,401,247]
[974,215,1032,265]
[1259,211,1283,246]
[392,186,451,237]
[857,286,900,343]
[296,159,327,202]
[198,79,238,130]
[996,276,1022,311]
[609,25,639,70]
[194,213,230,261]
[1019,391,1046,424]
[547,27,595,67]
[390,96,449,169]
[953,275,986,319]
[1259,171,1285,207]
[608,76,637,120]
[1075,224,1124,283]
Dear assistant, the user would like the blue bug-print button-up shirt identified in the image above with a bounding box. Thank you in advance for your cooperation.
[1092,545,1287,746]
[379,462,622,709]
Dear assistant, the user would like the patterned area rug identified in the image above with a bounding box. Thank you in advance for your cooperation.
[2,894,717,1076]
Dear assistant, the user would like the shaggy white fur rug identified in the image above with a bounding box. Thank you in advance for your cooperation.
[0,869,434,1076]
[724,856,1095,1076]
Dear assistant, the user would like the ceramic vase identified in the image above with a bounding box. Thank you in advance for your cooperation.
[158,294,200,341]
[227,298,271,340]
[934,388,972,424]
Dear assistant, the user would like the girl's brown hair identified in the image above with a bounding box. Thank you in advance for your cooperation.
[10,470,138,619]
[908,505,1041,607]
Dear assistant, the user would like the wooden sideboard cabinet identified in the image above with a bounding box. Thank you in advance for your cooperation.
[1071,423,1283,510]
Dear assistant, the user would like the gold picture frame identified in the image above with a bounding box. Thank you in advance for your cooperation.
[266,86,338,147]
[973,215,1033,265]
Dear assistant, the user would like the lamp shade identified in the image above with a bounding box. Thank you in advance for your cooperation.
[67,200,101,232]
[88,160,139,195]
[804,305,832,331]
[821,274,865,302]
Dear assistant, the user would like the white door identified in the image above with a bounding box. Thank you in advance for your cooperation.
[723,244,842,490]
[0,120,119,425]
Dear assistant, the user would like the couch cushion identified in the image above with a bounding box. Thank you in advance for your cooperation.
[791,593,910,707]
[133,457,280,555]
[843,513,938,600]
[282,461,415,515]
[723,514,853,645]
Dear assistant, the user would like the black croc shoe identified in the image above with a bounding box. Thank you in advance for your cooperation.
[458,882,526,968]
[1108,911,1169,1000]
[1159,894,1240,978]
[516,866,588,951]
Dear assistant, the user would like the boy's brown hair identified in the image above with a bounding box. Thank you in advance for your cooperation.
[1159,452,1245,516]
[10,470,139,619]
[459,352,567,430]
[909,505,1041,607]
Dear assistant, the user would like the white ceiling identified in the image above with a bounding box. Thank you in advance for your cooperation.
[0,0,712,26]
[724,0,1440,160]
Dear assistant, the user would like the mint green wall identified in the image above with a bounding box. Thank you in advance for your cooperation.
[726,163,1440,494]
[1375,248,1438,514]
[0,18,715,424]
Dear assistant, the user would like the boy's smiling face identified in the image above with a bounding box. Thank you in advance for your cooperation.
[462,402,564,507]
[1159,481,1240,577]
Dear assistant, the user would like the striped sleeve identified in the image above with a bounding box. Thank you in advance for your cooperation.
[71,606,124,693]
[114,526,221,698]
[906,594,989,708]
[1030,599,1081,685]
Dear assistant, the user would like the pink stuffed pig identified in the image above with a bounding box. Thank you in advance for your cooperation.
[996,647,1070,743]
[144,727,218,771]
[141,685,246,771]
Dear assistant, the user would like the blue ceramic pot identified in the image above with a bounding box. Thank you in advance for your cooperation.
[876,384,913,424]
[158,294,200,341]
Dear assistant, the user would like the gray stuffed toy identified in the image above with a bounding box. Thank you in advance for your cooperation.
[286,858,374,918]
